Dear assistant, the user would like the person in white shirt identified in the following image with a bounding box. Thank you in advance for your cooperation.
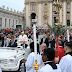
[59,41,72,72]
[17,31,28,45]
[25,42,44,72]
[39,48,61,72]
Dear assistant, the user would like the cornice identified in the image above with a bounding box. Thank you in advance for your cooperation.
[0,8,24,17]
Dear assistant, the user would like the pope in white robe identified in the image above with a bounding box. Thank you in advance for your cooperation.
[17,31,28,45]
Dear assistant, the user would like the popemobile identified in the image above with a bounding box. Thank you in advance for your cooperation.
[0,46,26,71]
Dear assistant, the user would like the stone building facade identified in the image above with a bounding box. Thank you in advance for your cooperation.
[25,0,72,27]
[0,6,24,29]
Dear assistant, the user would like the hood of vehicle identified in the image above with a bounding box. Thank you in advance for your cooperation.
[0,48,25,59]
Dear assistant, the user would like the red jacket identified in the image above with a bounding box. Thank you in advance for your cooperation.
[55,46,65,62]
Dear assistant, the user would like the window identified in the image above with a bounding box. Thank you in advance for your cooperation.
[67,12,70,14]
[5,19,6,27]
[67,20,70,26]
[55,12,57,14]
[54,17,56,23]
[67,2,70,9]
[32,4,35,11]
[9,19,10,27]
[0,18,2,26]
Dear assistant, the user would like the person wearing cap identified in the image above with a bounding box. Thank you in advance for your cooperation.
[17,31,28,45]
[59,41,72,72]
[39,48,61,72]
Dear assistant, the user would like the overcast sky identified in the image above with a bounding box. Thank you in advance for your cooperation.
[0,0,25,11]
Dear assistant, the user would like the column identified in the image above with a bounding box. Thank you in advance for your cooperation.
[60,0,62,24]
[38,3,42,26]
[63,0,66,25]
[2,17,5,28]
[7,18,9,28]
[70,0,72,25]
[49,1,53,26]
[26,3,30,27]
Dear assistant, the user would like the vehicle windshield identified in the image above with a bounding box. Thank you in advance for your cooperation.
[0,47,22,50]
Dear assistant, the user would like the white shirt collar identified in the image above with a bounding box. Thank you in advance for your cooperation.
[44,61,53,64]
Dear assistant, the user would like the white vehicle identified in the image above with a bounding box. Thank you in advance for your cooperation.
[0,46,25,71]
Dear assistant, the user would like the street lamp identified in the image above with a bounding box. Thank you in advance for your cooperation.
[53,0,62,26]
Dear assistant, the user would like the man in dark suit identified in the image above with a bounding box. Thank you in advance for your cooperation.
[50,36,55,48]
[1,36,7,47]
[45,36,49,47]
[8,39,17,47]
[40,35,46,45]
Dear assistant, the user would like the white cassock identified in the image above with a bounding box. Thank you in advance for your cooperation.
[17,35,28,45]
[38,64,61,72]
[59,54,72,72]
[25,52,44,72]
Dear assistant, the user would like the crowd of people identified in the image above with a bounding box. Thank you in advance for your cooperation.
[0,28,72,72]
[0,28,48,47]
